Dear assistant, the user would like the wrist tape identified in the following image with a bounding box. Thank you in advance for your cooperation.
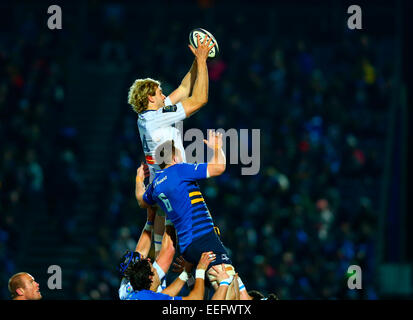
[154,234,162,252]
[178,271,189,282]
[237,277,246,291]
[219,275,234,286]
[195,269,205,280]
[144,221,153,232]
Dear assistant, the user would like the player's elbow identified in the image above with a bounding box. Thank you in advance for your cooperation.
[192,91,208,107]
[182,97,207,117]
[208,164,226,177]
[193,98,208,110]
[200,96,208,106]
[216,164,226,175]
[137,198,149,209]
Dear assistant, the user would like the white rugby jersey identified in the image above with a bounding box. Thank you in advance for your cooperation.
[137,96,187,182]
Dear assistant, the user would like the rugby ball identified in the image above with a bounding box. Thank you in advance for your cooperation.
[189,28,219,58]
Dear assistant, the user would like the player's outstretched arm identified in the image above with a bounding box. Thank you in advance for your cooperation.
[134,206,156,258]
[155,229,176,277]
[182,252,216,300]
[169,58,197,105]
[204,131,226,177]
[224,273,241,300]
[181,34,216,118]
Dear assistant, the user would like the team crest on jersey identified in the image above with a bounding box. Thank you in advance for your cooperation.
[162,105,178,113]
[126,282,133,293]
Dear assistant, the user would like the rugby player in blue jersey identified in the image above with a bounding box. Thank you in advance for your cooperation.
[118,172,232,300]
[134,131,247,298]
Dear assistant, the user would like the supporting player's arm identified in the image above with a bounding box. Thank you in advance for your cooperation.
[224,273,241,300]
[181,35,216,117]
[208,264,233,300]
[204,131,226,177]
[135,164,152,209]
[169,59,197,104]
[161,256,193,296]
[182,251,215,300]
[134,206,156,258]
[155,229,176,276]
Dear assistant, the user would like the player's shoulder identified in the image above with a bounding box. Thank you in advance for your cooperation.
[172,162,190,171]
[175,162,206,174]
[138,109,157,119]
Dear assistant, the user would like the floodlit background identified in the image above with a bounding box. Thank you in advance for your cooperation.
[0,0,411,299]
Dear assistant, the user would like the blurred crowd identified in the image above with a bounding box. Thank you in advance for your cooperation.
[0,8,81,299]
[1,2,394,300]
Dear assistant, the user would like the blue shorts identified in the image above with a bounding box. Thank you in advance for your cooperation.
[182,230,232,269]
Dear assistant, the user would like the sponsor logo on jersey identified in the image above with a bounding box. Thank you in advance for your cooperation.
[162,105,178,113]
[154,175,168,187]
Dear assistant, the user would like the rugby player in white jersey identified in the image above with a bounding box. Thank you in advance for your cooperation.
[127,34,216,260]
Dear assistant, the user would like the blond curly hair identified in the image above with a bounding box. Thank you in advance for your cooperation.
[128,78,161,114]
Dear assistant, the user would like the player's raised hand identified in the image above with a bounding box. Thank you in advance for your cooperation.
[172,255,194,273]
[189,33,216,61]
[197,251,216,270]
[203,130,223,150]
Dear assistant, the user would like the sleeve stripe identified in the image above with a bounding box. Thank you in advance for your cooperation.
[189,191,202,197]
[191,197,205,205]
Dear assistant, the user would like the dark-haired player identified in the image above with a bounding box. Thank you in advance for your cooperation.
[122,251,233,300]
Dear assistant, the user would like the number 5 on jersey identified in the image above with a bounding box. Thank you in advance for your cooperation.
[158,193,173,212]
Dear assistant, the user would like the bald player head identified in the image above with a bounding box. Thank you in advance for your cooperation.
[8,272,42,300]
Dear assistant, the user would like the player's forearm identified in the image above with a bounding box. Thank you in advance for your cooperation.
[183,278,205,300]
[211,284,229,300]
[240,290,252,300]
[192,58,208,104]
[135,202,155,257]
[180,59,197,96]
[212,147,226,166]
[135,180,147,208]
[156,231,176,273]
[207,147,226,177]
[161,278,185,297]
[134,229,152,258]
[181,58,208,116]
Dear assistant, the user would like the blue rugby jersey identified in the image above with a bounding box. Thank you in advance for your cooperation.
[143,163,214,253]
[123,286,182,300]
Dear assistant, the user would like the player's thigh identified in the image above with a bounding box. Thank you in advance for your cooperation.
[183,231,232,266]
